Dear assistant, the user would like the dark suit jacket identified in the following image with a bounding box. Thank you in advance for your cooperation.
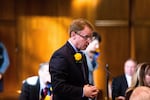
[112,74,128,100]
[49,41,89,100]
[19,76,40,100]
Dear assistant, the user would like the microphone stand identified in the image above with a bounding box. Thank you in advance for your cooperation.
[105,64,110,100]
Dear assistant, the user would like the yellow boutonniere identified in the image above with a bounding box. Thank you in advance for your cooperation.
[44,95,51,100]
[74,52,82,63]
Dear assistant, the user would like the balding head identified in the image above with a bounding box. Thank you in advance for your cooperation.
[130,86,150,100]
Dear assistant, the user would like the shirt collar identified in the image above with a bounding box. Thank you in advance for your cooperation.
[68,40,78,52]
[125,74,132,87]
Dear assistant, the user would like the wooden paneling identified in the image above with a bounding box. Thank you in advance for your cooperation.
[16,0,72,16]
[16,17,70,84]
[94,0,130,99]
[96,0,129,19]
[0,0,15,20]
[133,0,150,20]
[0,0,18,98]
[0,0,150,100]
[94,26,130,100]
[132,0,150,62]
[94,0,150,99]
[134,27,150,62]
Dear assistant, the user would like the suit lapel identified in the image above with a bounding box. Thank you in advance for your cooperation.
[82,53,89,84]
[65,42,89,83]
[121,75,129,92]
[35,78,40,100]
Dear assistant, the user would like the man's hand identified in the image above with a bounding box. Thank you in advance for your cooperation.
[0,74,2,80]
[116,96,125,100]
[83,84,99,99]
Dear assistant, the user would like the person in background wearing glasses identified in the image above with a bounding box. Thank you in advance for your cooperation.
[49,18,99,100]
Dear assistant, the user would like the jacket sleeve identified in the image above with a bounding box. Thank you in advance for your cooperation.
[49,52,83,98]
[19,81,30,100]
[112,78,120,100]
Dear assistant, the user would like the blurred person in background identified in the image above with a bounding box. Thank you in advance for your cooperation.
[129,86,150,100]
[111,59,137,100]
[125,62,150,100]
[19,62,52,100]
[83,31,101,100]
[0,42,10,92]
[84,31,101,86]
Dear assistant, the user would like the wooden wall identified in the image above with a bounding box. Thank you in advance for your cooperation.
[0,0,150,99]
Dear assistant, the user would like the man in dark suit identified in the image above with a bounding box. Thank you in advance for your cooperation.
[49,18,99,100]
[19,62,52,100]
[111,59,137,100]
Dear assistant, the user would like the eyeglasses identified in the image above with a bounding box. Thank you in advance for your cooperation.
[75,32,93,40]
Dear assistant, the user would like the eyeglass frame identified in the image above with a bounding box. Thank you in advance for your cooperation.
[75,31,93,41]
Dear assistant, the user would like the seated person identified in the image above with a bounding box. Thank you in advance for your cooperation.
[125,62,150,100]
[111,59,137,100]
[19,62,52,100]
[0,42,10,92]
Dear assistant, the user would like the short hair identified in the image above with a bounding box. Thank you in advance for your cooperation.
[130,86,150,100]
[69,18,95,36]
[92,31,101,43]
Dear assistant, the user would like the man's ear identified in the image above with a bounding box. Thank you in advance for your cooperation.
[70,31,76,37]
[38,70,41,76]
